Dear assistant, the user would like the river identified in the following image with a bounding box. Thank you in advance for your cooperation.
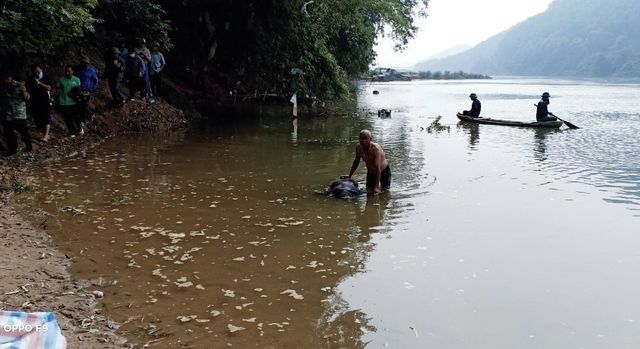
[17,78,640,348]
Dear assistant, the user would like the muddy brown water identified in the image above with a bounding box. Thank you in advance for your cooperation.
[17,78,640,348]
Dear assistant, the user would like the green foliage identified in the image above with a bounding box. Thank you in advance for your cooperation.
[93,0,173,50]
[158,0,428,100]
[0,0,173,70]
[426,116,449,133]
[10,182,33,193]
[0,0,97,67]
[2,0,427,99]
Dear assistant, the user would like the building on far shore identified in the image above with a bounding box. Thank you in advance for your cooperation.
[371,67,411,82]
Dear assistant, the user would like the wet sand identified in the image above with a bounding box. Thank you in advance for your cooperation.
[0,200,127,348]
[0,99,190,348]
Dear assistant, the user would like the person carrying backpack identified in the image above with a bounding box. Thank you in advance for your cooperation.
[104,47,125,104]
[125,50,146,100]
[74,56,99,121]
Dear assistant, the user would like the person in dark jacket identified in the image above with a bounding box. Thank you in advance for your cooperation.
[536,92,558,122]
[125,50,146,100]
[104,47,125,104]
[463,93,481,117]
[26,64,53,141]
[326,177,364,199]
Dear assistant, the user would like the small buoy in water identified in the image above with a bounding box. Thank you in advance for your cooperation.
[373,90,379,95]
[378,109,391,118]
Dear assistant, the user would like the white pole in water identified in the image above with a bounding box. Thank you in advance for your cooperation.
[291,118,298,145]
[290,93,298,117]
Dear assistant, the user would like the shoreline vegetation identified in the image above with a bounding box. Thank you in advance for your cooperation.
[366,68,492,82]
[1,1,429,102]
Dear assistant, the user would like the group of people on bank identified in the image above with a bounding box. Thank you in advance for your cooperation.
[462,91,558,122]
[0,38,167,157]
[107,38,167,104]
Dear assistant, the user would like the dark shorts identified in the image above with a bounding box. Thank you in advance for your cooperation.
[463,110,480,117]
[537,116,558,122]
[31,106,52,129]
[366,165,391,190]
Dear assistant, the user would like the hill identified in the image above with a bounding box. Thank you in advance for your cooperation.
[416,44,471,63]
[416,0,640,77]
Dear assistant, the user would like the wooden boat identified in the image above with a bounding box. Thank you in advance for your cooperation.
[457,113,564,128]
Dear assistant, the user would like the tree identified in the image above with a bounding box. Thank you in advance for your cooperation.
[0,0,97,70]
[93,0,173,50]
[158,0,429,100]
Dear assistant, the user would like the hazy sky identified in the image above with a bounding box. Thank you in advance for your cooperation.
[374,0,554,68]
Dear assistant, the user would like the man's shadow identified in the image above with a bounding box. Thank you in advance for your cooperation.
[354,193,391,242]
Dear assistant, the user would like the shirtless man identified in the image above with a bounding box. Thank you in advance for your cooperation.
[345,129,391,194]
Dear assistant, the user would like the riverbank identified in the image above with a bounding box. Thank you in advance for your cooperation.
[0,98,191,347]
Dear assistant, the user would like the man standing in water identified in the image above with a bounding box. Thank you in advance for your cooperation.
[345,129,391,194]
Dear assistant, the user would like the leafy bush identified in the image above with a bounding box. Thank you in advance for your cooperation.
[93,0,173,50]
[0,0,97,69]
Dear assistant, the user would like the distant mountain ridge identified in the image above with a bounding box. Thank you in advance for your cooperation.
[419,44,471,62]
[415,0,640,77]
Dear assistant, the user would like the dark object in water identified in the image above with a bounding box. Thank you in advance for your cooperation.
[457,113,563,128]
[373,90,380,95]
[378,109,391,118]
[327,178,364,199]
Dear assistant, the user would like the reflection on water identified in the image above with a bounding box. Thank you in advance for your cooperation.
[457,122,480,151]
[532,128,559,163]
[17,78,640,348]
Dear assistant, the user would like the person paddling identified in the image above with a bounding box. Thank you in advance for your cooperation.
[536,92,558,122]
[462,93,481,117]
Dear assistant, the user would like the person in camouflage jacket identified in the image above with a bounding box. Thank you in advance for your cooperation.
[1,70,32,156]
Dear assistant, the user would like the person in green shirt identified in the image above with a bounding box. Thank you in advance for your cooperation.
[1,70,32,156]
[57,65,82,136]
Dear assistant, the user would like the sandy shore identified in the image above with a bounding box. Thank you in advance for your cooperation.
[0,199,128,348]
[0,99,191,348]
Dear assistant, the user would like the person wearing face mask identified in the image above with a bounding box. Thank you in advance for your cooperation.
[26,64,53,141]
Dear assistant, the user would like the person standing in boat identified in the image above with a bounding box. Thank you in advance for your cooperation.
[344,129,391,195]
[462,93,481,117]
[536,92,558,122]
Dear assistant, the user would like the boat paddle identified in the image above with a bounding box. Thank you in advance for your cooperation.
[533,104,579,129]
